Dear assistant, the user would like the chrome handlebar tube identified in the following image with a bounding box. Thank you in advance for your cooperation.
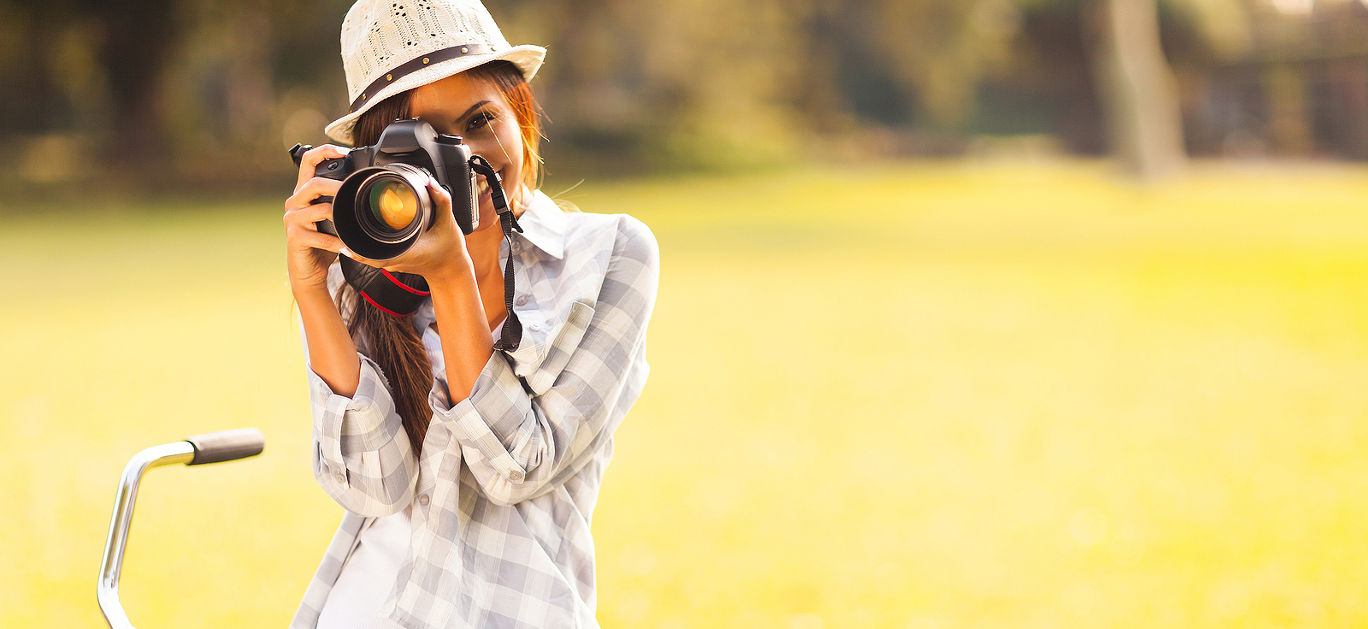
[97,429,264,629]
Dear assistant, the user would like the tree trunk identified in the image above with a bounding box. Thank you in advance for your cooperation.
[1264,63,1311,156]
[1088,0,1186,181]
[93,0,179,169]
[1331,60,1368,160]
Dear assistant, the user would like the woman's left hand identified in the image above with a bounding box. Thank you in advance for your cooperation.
[348,177,474,283]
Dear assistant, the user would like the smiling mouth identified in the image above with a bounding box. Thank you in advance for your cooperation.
[474,170,505,203]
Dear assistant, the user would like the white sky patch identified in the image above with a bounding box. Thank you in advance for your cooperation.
[1269,0,1314,14]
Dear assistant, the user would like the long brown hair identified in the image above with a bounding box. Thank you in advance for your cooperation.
[338,61,543,454]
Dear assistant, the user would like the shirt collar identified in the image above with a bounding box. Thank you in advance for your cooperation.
[411,189,564,334]
[512,189,567,260]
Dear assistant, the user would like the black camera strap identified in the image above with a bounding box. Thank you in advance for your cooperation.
[469,156,524,353]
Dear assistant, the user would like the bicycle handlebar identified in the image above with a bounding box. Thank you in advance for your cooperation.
[98,428,265,628]
[186,428,266,465]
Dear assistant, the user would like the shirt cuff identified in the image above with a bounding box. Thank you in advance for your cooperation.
[308,354,390,470]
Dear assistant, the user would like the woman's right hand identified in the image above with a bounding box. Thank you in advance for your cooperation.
[284,145,350,294]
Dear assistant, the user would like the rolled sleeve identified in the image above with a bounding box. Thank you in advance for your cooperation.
[429,354,537,498]
[309,353,418,516]
[429,216,659,506]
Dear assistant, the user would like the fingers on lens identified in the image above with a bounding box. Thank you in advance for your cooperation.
[288,178,340,207]
[284,201,332,227]
[304,230,344,253]
[305,176,342,195]
[300,202,334,223]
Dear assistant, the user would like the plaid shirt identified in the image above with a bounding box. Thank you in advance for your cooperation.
[291,191,658,628]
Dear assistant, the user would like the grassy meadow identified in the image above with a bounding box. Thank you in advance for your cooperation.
[2,159,1367,627]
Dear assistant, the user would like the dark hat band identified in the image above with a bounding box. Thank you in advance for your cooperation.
[349,43,493,113]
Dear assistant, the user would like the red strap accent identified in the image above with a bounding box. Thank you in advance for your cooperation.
[359,290,410,317]
[381,269,431,296]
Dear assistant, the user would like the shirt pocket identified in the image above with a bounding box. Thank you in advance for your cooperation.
[526,299,596,394]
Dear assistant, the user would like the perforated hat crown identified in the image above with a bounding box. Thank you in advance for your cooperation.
[324,0,546,145]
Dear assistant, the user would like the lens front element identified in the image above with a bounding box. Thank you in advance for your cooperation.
[368,179,419,231]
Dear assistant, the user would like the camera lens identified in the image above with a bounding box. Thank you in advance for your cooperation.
[331,164,434,258]
[352,167,430,243]
[365,178,419,231]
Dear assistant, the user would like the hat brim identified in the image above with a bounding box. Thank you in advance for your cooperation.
[324,44,546,145]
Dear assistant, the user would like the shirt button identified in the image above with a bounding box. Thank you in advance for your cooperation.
[334,473,346,484]
[509,470,525,482]
[515,295,528,307]
[528,322,541,332]
[418,494,430,506]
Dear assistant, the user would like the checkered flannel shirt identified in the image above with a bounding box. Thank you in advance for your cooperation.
[290,191,658,628]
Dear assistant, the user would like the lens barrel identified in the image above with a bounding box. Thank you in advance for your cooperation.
[332,164,434,259]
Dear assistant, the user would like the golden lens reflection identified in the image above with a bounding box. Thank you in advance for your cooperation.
[369,180,418,230]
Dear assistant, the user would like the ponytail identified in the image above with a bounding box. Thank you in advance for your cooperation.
[339,94,433,455]
[336,286,432,455]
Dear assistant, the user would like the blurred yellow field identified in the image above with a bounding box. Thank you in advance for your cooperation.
[2,160,1367,627]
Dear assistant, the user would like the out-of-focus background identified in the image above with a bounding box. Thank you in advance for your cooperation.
[3,0,1368,627]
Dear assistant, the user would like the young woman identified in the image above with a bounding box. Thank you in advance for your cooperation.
[281,1,658,627]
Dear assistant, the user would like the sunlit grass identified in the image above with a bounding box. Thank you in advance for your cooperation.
[2,159,1367,627]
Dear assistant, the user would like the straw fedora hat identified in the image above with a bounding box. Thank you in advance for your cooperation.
[324,0,546,145]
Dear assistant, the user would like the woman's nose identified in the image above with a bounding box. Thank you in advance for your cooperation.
[464,140,512,164]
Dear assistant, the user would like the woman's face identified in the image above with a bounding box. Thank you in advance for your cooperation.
[410,71,525,232]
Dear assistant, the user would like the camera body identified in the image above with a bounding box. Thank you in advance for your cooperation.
[296,118,479,260]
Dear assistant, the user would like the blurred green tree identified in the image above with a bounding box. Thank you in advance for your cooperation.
[4,0,1367,195]
[0,0,181,167]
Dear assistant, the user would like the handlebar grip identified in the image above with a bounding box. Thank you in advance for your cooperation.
[185,428,265,466]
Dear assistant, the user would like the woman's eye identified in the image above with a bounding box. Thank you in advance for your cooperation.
[467,112,495,132]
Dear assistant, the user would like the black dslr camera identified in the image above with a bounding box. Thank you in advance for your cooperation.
[288,117,524,348]
[290,118,500,260]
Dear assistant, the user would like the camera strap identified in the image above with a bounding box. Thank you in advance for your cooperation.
[469,156,524,353]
